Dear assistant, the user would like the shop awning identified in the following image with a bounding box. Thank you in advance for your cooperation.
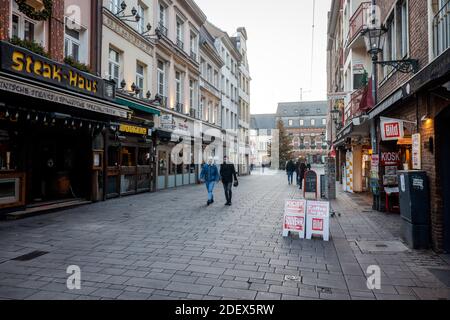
[115,97,161,116]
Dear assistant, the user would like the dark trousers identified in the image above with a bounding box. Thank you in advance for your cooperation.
[223,182,233,203]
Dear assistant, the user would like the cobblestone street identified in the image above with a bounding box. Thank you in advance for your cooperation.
[0,170,449,300]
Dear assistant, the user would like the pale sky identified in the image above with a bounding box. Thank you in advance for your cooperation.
[195,0,332,114]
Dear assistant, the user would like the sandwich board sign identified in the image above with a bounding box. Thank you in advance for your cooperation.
[306,200,330,241]
[283,199,306,238]
[304,170,318,200]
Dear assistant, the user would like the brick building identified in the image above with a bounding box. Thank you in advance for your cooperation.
[328,0,450,252]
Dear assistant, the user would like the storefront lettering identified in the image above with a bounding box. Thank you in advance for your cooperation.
[1,41,111,100]
[381,152,400,166]
[119,124,148,135]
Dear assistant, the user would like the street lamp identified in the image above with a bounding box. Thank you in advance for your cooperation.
[362,25,419,74]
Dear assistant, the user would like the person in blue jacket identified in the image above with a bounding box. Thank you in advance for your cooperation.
[200,157,220,206]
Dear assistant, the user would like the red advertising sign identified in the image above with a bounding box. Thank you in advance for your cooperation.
[380,117,404,141]
[283,199,306,238]
[381,151,400,166]
[284,215,305,231]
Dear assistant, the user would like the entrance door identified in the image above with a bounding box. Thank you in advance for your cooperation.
[437,106,450,252]
[157,149,168,190]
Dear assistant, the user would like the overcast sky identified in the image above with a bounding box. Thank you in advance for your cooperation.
[195,0,332,114]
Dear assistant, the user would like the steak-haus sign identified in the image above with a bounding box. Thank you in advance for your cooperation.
[0,41,114,101]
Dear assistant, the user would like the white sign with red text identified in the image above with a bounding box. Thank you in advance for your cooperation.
[306,201,330,241]
[283,199,306,238]
[380,117,404,141]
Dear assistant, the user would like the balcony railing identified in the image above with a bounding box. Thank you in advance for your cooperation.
[344,86,366,125]
[433,0,450,57]
[190,108,197,118]
[176,39,184,50]
[158,23,168,37]
[175,102,184,113]
[190,51,197,62]
[347,2,371,45]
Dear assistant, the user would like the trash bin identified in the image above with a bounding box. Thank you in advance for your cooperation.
[398,171,430,249]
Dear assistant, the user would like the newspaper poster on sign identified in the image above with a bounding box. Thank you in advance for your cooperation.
[306,200,330,241]
[283,199,306,238]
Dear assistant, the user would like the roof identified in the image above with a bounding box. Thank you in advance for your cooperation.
[276,101,328,117]
[250,114,277,129]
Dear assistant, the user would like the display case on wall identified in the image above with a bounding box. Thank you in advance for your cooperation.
[0,172,26,209]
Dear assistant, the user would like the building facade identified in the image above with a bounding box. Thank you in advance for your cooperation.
[328,0,450,252]
[277,101,328,164]
[250,114,276,168]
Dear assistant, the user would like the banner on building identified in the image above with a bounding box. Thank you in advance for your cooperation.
[412,133,421,170]
[380,117,404,141]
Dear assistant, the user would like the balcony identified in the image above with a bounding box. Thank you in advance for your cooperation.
[158,23,168,37]
[176,39,184,50]
[344,86,365,125]
[190,108,197,118]
[175,102,184,113]
[433,0,450,57]
[347,2,371,46]
[190,51,197,62]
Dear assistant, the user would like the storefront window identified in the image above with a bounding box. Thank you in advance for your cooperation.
[0,130,17,171]
[137,174,150,191]
[120,174,136,194]
[121,147,136,167]
[108,146,119,167]
[158,150,167,176]
[138,148,151,166]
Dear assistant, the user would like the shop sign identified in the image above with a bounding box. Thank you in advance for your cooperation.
[282,199,306,238]
[371,154,379,168]
[0,76,129,118]
[380,117,404,141]
[381,151,400,166]
[306,201,330,241]
[119,123,148,136]
[0,41,114,101]
[412,133,421,170]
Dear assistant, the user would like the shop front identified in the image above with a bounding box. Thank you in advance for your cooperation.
[0,41,130,215]
[156,113,198,190]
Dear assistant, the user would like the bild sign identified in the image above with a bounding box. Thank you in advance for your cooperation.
[380,117,404,141]
[0,41,115,101]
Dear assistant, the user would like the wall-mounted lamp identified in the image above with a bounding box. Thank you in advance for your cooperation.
[114,1,141,23]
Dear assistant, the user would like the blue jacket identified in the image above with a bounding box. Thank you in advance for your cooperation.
[200,164,219,182]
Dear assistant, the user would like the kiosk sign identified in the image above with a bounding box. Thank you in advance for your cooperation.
[306,201,330,241]
[283,199,306,238]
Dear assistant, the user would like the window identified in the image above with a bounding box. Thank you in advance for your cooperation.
[136,62,145,98]
[189,79,194,110]
[12,14,35,42]
[158,3,167,36]
[322,119,327,125]
[137,2,146,34]
[109,48,120,87]
[157,60,165,96]
[64,27,80,62]
[190,31,198,58]
[214,70,219,87]
[110,0,121,14]
[207,64,212,83]
[175,71,182,105]
[300,119,304,126]
[383,14,396,76]
[288,120,293,126]
[396,0,409,59]
[176,19,184,49]
[311,119,316,126]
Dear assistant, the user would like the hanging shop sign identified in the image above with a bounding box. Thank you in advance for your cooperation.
[0,41,115,101]
[381,151,401,166]
[412,133,421,170]
[380,117,404,141]
[306,200,330,241]
[119,123,148,136]
[0,75,128,118]
[282,199,306,238]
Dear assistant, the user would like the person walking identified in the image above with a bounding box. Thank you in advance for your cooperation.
[200,157,219,206]
[299,162,307,189]
[220,156,238,206]
[294,160,300,186]
[286,160,295,185]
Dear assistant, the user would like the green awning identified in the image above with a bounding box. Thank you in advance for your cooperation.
[115,97,160,116]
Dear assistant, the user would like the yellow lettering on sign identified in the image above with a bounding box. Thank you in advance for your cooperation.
[119,124,147,135]
[69,70,77,87]
[78,75,85,90]
[42,63,51,78]
[12,51,25,71]
[52,65,62,82]
[26,56,33,73]
[92,81,98,93]
[33,60,42,76]
[85,79,92,92]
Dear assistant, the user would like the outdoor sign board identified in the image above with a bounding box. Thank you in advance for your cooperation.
[282,199,306,238]
[306,200,330,241]
[0,41,115,101]
[412,133,421,170]
[304,170,318,199]
[380,117,404,141]
[381,151,401,166]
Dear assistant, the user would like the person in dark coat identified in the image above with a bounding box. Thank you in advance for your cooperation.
[200,157,220,206]
[299,162,307,189]
[220,156,238,206]
[286,160,295,185]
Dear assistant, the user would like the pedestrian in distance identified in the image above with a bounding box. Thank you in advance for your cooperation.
[286,159,295,185]
[294,160,300,186]
[306,163,311,171]
[299,162,307,190]
[200,157,220,206]
[220,156,238,206]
